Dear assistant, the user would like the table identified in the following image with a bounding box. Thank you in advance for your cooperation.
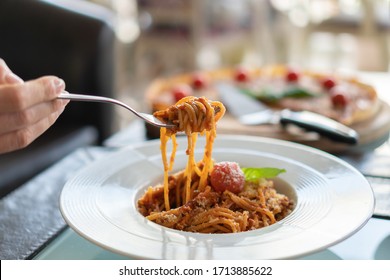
[1,73,390,260]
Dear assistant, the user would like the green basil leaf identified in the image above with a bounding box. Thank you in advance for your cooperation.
[241,167,286,182]
[240,88,277,101]
[240,87,317,103]
[283,87,316,98]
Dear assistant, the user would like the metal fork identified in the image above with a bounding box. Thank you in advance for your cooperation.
[57,92,175,128]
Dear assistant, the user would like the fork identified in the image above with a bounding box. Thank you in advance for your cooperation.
[57,92,175,128]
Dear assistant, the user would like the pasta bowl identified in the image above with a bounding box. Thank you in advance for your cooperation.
[60,135,374,259]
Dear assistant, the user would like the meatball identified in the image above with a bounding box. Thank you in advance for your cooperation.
[210,161,245,193]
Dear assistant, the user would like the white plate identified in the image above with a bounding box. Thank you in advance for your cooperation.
[60,135,374,259]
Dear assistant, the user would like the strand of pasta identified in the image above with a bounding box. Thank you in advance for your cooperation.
[168,134,177,171]
[185,133,194,203]
[192,137,203,178]
[198,131,214,191]
[160,127,171,211]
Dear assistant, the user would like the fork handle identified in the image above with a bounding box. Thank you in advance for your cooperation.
[57,92,174,128]
[58,92,140,116]
[58,92,112,103]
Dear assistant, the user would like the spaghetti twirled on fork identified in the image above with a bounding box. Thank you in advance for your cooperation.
[137,96,293,233]
[152,96,225,210]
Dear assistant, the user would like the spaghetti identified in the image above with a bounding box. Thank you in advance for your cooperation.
[152,96,225,210]
[137,96,293,233]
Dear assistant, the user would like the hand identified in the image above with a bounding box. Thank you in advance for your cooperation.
[0,58,69,154]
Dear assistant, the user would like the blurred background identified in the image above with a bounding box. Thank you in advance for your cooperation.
[2,0,390,133]
[85,0,390,130]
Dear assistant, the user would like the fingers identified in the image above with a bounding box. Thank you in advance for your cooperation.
[0,58,24,85]
[0,108,65,154]
[0,76,65,112]
[0,99,69,134]
[1,76,65,112]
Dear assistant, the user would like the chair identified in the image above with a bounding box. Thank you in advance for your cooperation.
[0,0,117,197]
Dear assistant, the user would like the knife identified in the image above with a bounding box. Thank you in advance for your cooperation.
[216,82,359,145]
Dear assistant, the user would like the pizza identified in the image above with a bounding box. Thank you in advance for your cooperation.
[146,65,379,126]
